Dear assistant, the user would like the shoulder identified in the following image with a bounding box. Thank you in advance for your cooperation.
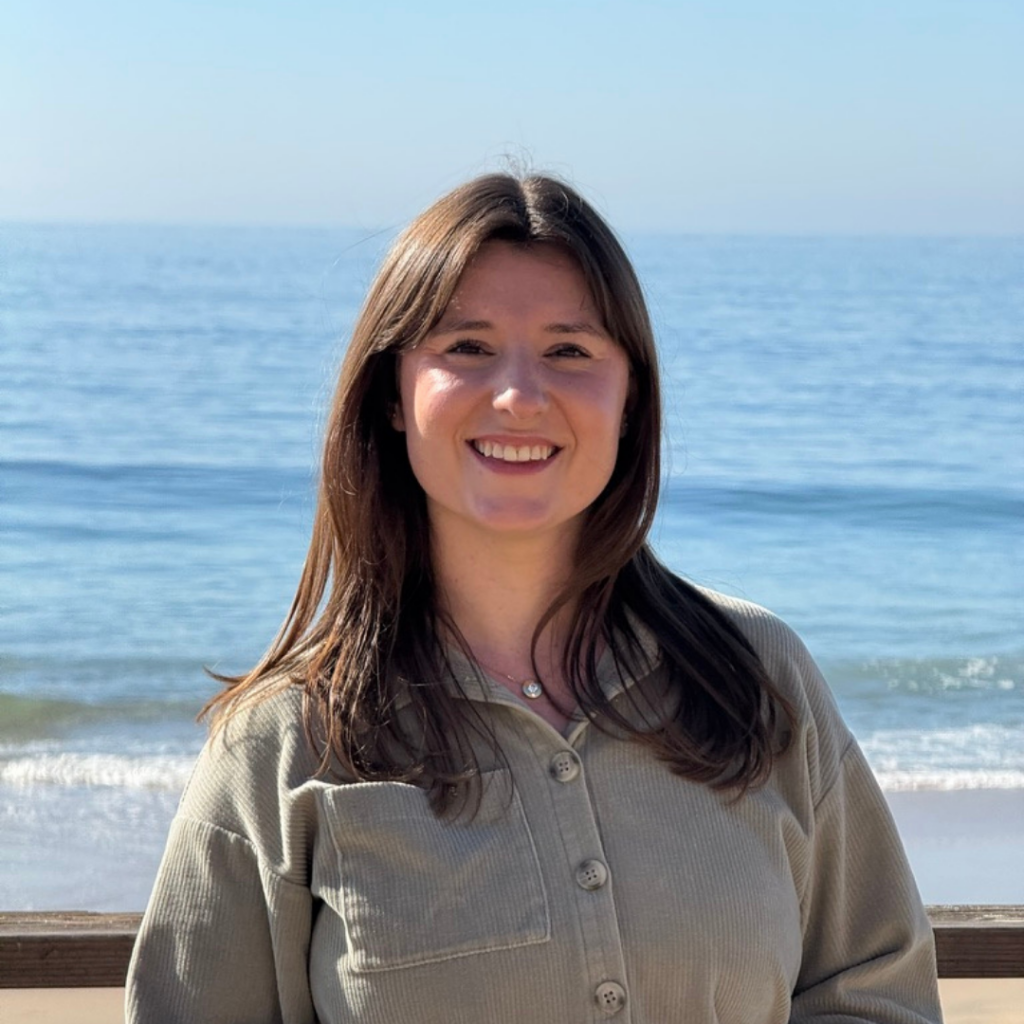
[200,679,315,785]
[692,585,854,800]
[693,587,819,673]
[175,680,324,875]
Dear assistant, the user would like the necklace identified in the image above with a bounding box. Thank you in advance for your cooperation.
[475,659,545,701]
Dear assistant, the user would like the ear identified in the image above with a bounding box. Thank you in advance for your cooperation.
[390,400,405,432]
[391,353,407,431]
[621,369,637,438]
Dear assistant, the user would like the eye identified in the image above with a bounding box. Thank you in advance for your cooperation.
[446,339,489,355]
[548,342,591,359]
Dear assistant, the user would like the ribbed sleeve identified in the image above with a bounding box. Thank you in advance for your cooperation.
[125,817,315,1023]
[791,743,941,1023]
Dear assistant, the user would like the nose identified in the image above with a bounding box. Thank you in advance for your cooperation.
[492,350,548,419]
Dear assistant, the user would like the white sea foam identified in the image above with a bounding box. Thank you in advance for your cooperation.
[0,753,194,790]
[859,722,1023,787]
[873,769,1024,791]
[2,751,1021,795]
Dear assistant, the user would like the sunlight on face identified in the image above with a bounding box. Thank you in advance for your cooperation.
[395,242,631,548]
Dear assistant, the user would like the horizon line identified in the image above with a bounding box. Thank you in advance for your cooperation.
[2,217,1022,242]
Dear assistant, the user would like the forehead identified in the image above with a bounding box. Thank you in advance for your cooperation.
[444,241,595,311]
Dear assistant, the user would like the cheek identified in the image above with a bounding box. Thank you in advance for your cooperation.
[403,368,467,439]
[579,381,631,479]
[572,376,630,439]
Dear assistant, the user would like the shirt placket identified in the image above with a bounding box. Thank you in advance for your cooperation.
[546,725,632,1021]
[449,649,654,1022]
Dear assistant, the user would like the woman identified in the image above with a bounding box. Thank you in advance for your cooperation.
[127,174,942,1023]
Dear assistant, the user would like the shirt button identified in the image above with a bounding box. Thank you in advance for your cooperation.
[549,750,580,783]
[575,858,608,890]
[595,981,626,1015]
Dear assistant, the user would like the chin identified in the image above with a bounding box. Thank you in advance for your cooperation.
[469,501,585,539]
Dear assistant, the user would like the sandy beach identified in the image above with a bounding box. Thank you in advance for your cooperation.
[6,785,1022,913]
[4,981,1023,1023]
[885,789,1024,905]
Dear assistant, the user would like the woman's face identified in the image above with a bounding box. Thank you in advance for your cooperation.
[395,241,631,548]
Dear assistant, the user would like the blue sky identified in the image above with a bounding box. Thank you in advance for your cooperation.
[2,0,1021,233]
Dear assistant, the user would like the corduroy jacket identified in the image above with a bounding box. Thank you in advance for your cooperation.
[126,591,942,1023]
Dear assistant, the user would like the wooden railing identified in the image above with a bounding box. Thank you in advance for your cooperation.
[927,907,1024,978]
[1,908,1022,987]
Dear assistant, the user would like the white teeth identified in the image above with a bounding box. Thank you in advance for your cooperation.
[473,441,554,462]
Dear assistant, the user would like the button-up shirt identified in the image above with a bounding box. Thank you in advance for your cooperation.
[126,591,941,1023]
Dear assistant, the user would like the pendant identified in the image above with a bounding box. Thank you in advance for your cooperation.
[521,680,544,700]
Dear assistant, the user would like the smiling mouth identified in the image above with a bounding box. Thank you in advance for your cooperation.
[471,440,558,462]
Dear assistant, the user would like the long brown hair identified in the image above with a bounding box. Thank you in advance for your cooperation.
[205,173,793,809]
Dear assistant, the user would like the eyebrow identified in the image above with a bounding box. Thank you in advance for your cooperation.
[431,317,608,337]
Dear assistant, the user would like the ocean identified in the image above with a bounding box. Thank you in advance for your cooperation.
[1,224,1021,910]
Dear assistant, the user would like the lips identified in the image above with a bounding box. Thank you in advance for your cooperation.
[471,440,557,462]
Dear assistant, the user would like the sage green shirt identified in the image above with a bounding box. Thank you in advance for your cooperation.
[126,592,942,1023]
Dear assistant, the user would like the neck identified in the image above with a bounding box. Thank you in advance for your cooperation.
[431,521,578,678]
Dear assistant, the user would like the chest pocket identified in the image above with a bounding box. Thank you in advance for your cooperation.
[319,770,550,972]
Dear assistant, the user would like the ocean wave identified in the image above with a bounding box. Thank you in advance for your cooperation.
[661,478,1024,529]
[827,654,1022,695]
[876,655,1019,692]
[859,721,1023,793]
[2,751,1020,794]
[0,690,202,741]
[2,458,313,502]
[861,722,1022,760]
[0,752,194,790]
[873,770,1024,791]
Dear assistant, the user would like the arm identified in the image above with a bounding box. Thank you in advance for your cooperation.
[790,741,942,1024]
[125,815,317,1024]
